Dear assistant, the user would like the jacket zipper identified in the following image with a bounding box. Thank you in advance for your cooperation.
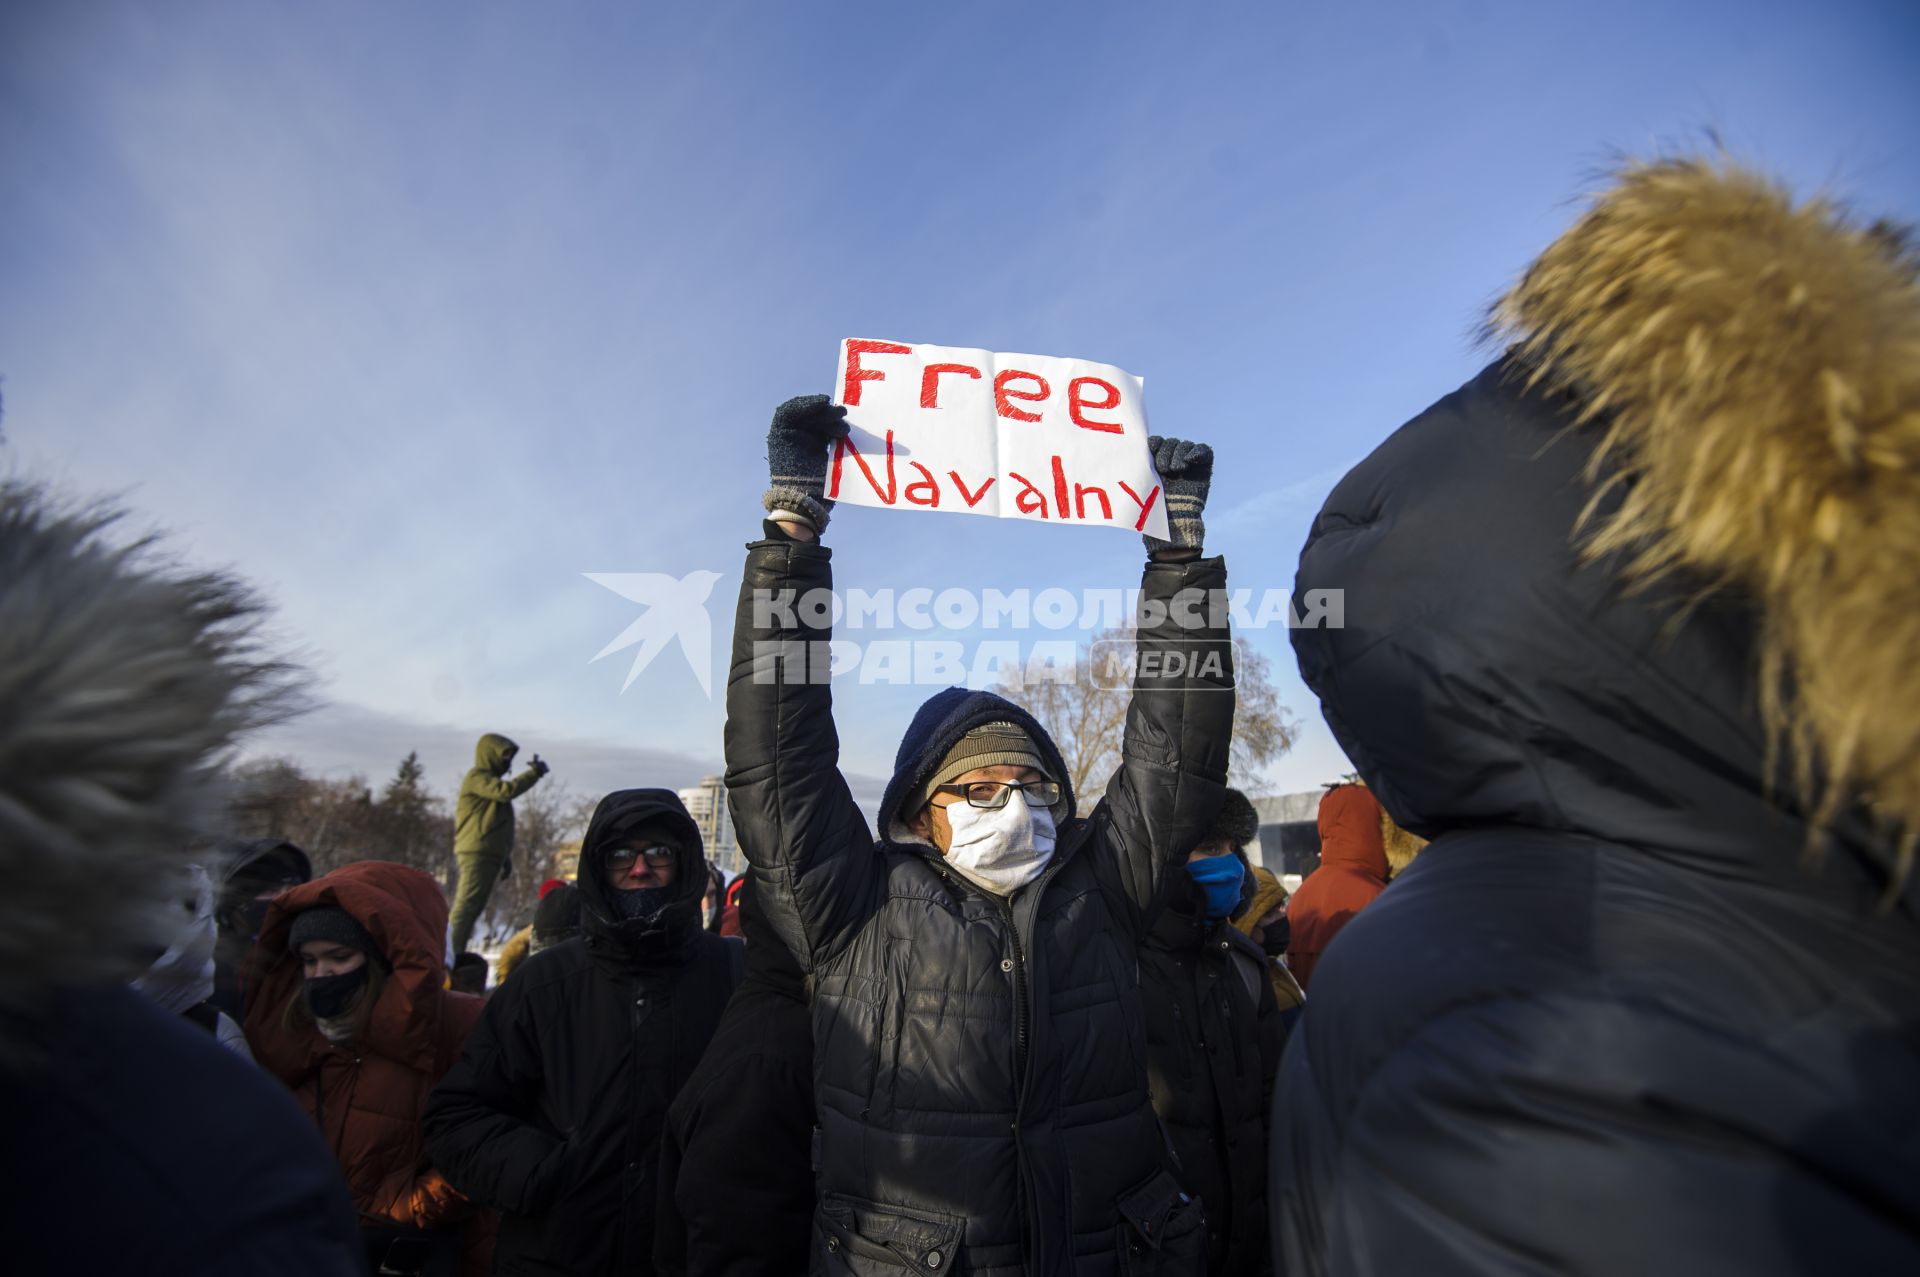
[1005,904,1030,1079]
[999,855,1068,1276]
[930,843,1073,1274]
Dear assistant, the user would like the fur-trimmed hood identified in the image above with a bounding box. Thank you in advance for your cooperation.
[1494,157,1920,872]
[1293,155,1918,912]
[1380,807,1427,879]
[0,481,296,1031]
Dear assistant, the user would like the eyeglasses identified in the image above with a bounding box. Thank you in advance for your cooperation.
[607,847,676,870]
[933,780,1063,810]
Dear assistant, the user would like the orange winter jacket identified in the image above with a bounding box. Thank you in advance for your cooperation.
[245,861,491,1271]
[1286,785,1390,990]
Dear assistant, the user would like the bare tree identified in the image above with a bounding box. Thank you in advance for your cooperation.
[225,753,455,882]
[996,626,1296,809]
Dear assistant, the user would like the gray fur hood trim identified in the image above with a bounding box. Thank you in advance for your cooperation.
[0,480,300,1026]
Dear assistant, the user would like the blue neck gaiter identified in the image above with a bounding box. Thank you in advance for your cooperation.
[1186,855,1245,921]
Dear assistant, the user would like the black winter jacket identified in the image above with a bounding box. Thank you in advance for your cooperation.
[654,876,815,1277]
[1,985,364,1277]
[1139,887,1285,1277]
[723,534,1235,1277]
[424,790,742,1276]
[1276,360,1920,1275]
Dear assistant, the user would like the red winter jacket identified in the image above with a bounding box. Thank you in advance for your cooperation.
[1286,785,1389,990]
[244,861,491,1273]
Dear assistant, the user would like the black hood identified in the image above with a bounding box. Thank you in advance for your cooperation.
[877,687,1076,849]
[1291,360,1904,914]
[577,789,708,961]
[217,838,311,897]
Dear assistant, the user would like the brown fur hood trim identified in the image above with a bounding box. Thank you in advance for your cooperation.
[0,481,300,1026]
[1493,156,1920,871]
[1381,810,1428,879]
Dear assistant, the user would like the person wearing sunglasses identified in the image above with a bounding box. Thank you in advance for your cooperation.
[425,789,743,1276]
[726,398,1233,1276]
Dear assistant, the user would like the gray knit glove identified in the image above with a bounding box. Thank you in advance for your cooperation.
[763,394,851,534]
[1145,436,1213,553]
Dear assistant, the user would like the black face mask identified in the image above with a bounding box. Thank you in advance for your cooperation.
[304,966,369,1019]
[1260,917,1291,958]
[612,885,671,921]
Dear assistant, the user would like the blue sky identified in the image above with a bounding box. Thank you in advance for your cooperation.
[2,0,1915,807]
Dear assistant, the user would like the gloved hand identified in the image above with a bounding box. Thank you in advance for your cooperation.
[763,394,851,534]
[1145,436,1213,554]
[528,753,550,778]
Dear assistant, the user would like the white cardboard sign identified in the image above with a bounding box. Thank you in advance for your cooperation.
[826,338,1170,540]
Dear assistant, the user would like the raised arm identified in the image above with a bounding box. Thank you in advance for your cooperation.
[462,764,545,804]
[1091,437,1235,927]
[723,396,881,970]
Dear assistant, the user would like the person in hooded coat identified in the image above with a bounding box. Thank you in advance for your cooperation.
[653,874,815,1277]
[495,878,574,984]
[497,881,585,986]
[246,860,491,1276]
[423,789,743,1276]
[0,478,363,1276]
[701,861,728,932]
[1282,784,1388,991]
[210,835,312,1019]
[1138,789,1287,1276]
[1274,157,1920,1275]
[726,398,1233,1275]
[450,732,550,955]
[134,863,254,1058]
[1231,867,1304,1021]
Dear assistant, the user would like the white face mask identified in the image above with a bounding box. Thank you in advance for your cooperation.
[942,800,1057,896]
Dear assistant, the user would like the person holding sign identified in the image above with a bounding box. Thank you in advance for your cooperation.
[727,390,1232,1275]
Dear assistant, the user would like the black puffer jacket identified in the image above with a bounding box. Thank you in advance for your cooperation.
[654,875,814,1277]
[1139,872,1285,1277]
[1277,164,1920,1277]
[724,532,1234,1277]
[424,790,742,1276]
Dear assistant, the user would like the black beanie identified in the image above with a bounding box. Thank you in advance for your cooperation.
[287,905,380,960]
[532,882,582,939]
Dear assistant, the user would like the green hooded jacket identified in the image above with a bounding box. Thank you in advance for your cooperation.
[454,733,544,858]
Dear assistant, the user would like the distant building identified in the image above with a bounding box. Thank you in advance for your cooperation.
[1252,790,1326,878]
[678,775,742,879]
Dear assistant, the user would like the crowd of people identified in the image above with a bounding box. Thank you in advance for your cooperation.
[2,155,1914,1276]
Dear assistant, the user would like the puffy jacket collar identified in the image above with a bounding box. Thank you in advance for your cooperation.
[577,788,706,967]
